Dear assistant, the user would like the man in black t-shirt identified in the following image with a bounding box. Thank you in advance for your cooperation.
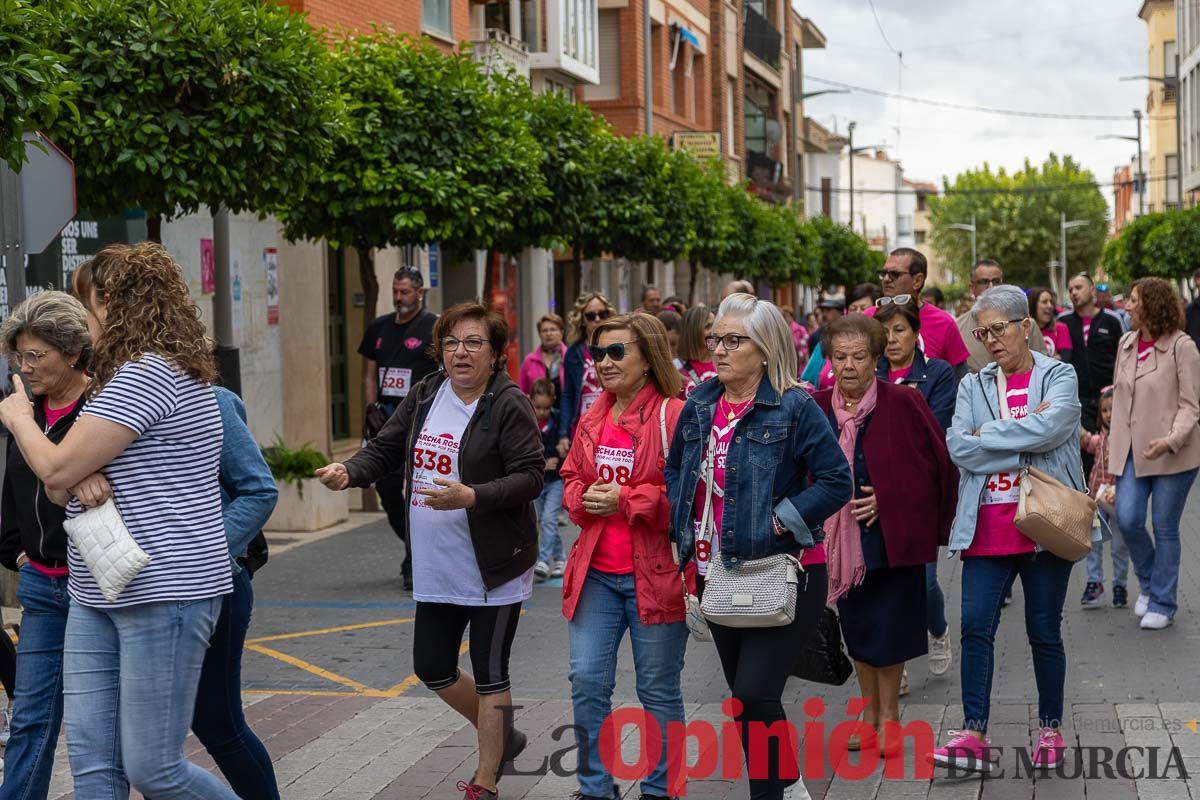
[357,265,438,590]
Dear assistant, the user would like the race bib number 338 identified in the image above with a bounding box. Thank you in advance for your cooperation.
[411,431,460,508]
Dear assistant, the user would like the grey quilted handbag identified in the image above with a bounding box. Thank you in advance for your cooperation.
[64,499,151,602]
[700,552,801,628]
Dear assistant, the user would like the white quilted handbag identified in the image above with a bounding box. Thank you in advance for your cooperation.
[700,552,802,628]
[63,499,151,602]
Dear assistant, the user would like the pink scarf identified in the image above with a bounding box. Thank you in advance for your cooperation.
[825,379,879,604]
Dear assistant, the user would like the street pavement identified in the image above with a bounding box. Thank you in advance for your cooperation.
[15,486,1200,799]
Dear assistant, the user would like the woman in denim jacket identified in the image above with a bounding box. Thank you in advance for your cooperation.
[666,293,851,800]
[934,285,1085,774]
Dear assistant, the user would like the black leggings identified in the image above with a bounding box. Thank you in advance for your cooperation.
[705,564,828,800]
[413,601,522,695]
[0,623,13,700]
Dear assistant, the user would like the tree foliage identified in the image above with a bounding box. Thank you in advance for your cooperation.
[806,214,882,291]
[1103,206,1200,283]
[929,154,1108,287]
[0,0,77,168]
[42,0,341,237]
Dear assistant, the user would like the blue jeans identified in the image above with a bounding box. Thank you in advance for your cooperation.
[0,566,71,800]
[1115,462,1199,618]
[926,560,947,638]
[568,570,688,798]
[960,552,1073,732]
[1086,511,1129,587]
[63,596,238,799]
[536,479,565,565]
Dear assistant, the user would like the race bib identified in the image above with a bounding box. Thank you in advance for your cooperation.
[983,471,1021,505]
[380,367,413,398]
[595,444,634,486]
[580,389,602,414]
[411,431,460,508]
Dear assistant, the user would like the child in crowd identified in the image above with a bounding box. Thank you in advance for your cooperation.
[1080,386,1128,608]
[529,379,565,580]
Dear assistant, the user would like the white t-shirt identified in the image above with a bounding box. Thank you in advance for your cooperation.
[408,381,533,605]
[67,354,231,608]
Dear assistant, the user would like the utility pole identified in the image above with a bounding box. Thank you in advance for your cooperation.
[1136,109,1145,215]
[948,214,977,269]
[1061,213,1090,294]
[847,121,856,229]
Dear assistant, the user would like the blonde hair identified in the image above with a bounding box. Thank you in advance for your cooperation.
[714,293,798,395]
[567,292,616,343]
[590,314,682,399]
[678,306,714,362]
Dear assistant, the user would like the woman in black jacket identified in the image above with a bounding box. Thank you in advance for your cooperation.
[317,303,544,800]
[0,291,92,800]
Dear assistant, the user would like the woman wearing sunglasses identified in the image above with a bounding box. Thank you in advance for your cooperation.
[318,303,544,800]
[935,285,1084,773]
[666,294,852,800]
[559,314,687,800]
[558,293,618,460]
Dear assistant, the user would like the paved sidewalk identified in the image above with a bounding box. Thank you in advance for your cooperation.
[13,483,1200,799]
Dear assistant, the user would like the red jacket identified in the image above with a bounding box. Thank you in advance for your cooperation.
[560,382,687,624]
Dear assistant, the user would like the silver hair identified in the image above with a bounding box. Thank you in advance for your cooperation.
[1,291,92,370]
[972,284,1030,322]
[714,293,798,394]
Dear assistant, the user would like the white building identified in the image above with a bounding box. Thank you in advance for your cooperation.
[839,148,904,253]
[803,117,845,223]
[1178,0,1200,198]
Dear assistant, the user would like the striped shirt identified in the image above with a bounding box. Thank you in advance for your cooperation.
[67,353,232,608]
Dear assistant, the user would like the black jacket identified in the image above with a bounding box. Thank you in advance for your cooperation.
[0,395,85,571]
[344,370,544,590]
[1186,297,1200,353]
[1061,308,1123,430]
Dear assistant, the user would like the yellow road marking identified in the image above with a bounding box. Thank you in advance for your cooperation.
[243,689,366,697]
[246,644,388,696]
[245,617,415,645]
[384,640,471,697]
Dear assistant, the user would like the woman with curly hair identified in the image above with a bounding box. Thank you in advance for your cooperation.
[0,242,239,799]
[557,292,617,459]
[1108,277,1200,630]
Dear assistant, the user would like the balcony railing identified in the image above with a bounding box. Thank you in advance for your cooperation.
[743,6,781,69]
[471,28,530,80]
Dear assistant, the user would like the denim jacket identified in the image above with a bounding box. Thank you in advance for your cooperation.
[665,375,852,567]
[214,387,278,572]
[946,351,1093,552]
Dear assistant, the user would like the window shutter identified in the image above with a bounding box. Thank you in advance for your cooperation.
[584,11,620,101]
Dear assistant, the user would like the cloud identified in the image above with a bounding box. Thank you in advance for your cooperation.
[798,0,1148,202]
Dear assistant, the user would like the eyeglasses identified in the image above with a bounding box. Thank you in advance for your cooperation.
[704,333,752,351]
[440,337,487,352]
[11,350,49,367]
[588,340,638,363]
[875,295,912,308]
[877,269,912,282]
[973,277,1003,288]
[970,319,1027,342]
[584,310,612,323]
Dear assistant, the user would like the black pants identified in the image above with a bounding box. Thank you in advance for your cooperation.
[706,564,828,800]
[377,473,411,579]
[413,601,523,695]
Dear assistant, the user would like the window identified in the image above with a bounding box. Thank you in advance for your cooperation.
[584,10,620,101]
[1167,154,1180,205]
[421,0,451,37]
[1166,40,1178,78]
[898,216,913,235]
[915,231,927,245]
[916,193,927,212]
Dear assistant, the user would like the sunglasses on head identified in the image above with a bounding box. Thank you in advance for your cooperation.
[875,295,912,308]
[584,309,612,322]
[588,340,637,363]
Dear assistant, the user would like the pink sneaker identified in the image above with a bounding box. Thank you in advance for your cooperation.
[1032,728,1065,769]
[930,730,993,772]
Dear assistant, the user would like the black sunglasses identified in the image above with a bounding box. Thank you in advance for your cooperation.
[588,340,637,363]
[584,310,612,323]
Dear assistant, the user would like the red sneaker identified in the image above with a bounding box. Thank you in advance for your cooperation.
[1032,728,1065,769]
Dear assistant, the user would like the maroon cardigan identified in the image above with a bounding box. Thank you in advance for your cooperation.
[813,379,958,567]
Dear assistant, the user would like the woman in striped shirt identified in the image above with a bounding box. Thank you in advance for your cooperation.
[0,242,238,800]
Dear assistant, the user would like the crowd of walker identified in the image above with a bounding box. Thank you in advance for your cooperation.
[0,242,1193,800]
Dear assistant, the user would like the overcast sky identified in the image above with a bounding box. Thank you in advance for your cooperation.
[798,1,1151,209]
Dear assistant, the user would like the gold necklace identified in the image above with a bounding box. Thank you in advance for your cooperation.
[720,395,754,421]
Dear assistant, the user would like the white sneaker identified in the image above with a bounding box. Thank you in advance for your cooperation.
[550,560,565,578]
[1140,612,1172,630]
[782,779,812,799]
[928,631,953,676]
[0,707,11,746]
[533,560,550,579]
[899,666,910,697]
[1134,594,1150,617]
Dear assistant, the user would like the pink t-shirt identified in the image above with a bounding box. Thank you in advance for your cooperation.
[966,369,1037,557]
[692,397,750,575]
[866,302,971,366]
[33,398,78,579]
[1137,337,1155,370]
[591,418,636,574]
[818,360,836,390]
[1041,321,1071,358]
[888,365,913,384]
[1081,314,1094,345]
[680,360,718,397]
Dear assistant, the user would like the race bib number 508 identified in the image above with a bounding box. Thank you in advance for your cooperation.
[594,445,634,485]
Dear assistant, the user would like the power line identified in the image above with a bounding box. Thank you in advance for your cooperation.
[865,0,902,58]
[805,75,1138,121]
[812,172,1175,196]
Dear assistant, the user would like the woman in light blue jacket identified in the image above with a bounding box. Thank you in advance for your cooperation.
[933,285,1084,775]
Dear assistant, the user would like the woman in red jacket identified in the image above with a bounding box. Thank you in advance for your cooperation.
[560,313,686,800]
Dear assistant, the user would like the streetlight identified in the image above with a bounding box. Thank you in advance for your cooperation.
[1121,58,1184,209]
[947,214,976,269]
[846,122,886,236]
[1060,213,1090,297]
[1097,109,1144,215]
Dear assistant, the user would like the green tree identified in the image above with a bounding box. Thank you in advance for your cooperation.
[0,0,77,168]
[805,214,881,291]
[42,0,340,240]
[280,32,545,327]
[1104,206,1200,283]
[929,154,1108,287]
[681,161,735,304]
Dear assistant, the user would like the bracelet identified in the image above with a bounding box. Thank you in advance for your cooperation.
[771,514,787,537]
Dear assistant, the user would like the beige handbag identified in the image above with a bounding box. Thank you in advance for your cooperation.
[995,369,1095,561]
